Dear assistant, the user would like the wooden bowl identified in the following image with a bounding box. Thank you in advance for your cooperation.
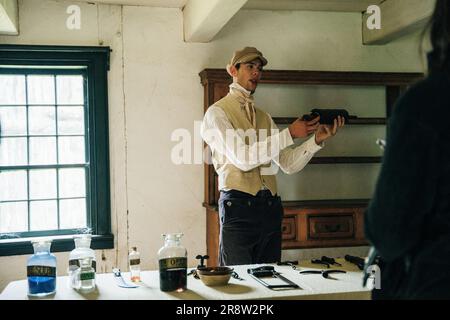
[197,267,234,286]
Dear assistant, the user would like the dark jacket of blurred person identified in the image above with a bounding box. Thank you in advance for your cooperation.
[365,0,450,299]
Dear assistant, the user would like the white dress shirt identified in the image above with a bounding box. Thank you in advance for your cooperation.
[200,83,324,175]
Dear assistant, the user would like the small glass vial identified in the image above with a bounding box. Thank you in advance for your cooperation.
[78,257,95,293]
[27,240,57,297]
[157,233,187,292]
[129,247,141,282]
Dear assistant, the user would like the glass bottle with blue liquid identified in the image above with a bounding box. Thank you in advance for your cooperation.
[27,239,57,297]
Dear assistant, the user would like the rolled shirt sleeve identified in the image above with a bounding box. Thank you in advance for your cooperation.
[270,117,323,174]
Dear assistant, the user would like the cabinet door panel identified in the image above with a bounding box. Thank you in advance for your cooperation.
[308,214,354,239]
[282,216,297,240]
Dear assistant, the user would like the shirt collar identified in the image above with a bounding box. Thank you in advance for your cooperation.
[229,82,252,99]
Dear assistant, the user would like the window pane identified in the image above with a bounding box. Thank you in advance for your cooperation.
[59,168,86,198]
[58,107,84,135]
[57,75,84,105]
[28,107,56,135]
[27,75,55,105]
[0,137,27,166]
[29,137,56,165]
[0,170,27,201]
[0,202,28,233]
[58,136,85,164]
[59,198,86,229]
[30,200,57,231]
[0,107,27,136]
[0,75,26,105]
[29,169,57,200]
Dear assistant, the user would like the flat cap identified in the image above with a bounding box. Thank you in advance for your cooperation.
[229,47,268,67]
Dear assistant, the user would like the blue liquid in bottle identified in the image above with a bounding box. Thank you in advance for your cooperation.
[27,240,57,297]
[28,276,56,295]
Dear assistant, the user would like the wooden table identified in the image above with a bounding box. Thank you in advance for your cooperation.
[0,259,371,300]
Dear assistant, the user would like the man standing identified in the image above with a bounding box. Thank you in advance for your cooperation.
[200,47,344,266]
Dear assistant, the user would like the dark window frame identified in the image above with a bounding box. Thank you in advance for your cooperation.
[0,45,113,256]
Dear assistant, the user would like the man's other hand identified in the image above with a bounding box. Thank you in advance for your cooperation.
[315,116,345,145]
[288,116,320,139]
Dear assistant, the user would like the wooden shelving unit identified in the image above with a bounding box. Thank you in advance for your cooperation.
[200,68,424,266]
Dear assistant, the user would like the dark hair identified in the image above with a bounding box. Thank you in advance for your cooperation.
[234,62,263,71]
[427,0,450,72]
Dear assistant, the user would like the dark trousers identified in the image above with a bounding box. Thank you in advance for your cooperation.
[218,189,284,266]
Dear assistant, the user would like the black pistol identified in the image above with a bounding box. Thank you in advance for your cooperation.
[302,109,353,125]
[345,254,365,270]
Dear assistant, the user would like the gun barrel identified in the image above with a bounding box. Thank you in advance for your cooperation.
[344,255,365,270]
[302,108,352,125]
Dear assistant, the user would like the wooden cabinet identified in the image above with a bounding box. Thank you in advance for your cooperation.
[200,69,423,266]
[282,200,367,248]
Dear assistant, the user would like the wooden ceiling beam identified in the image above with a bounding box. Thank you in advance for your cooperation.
[183,0,247,43]
[0,0,18,35]
[363,0,435,45]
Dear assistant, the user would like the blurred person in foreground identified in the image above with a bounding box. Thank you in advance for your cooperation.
[365,0,450,300]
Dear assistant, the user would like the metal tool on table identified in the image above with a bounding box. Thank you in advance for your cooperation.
[188,254,210,279]
[311,259,330,268]
[247,266,300,290]
[195,254,209,268]
[299,269,347,279]
[188,254,209,279]
[277,260,298,270]
[321,256,342,267]
[112,268,139,288]
[345,255,365,270]
[231,271,245,281]
[187,268,199,279]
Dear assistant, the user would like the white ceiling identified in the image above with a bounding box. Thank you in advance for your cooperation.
[72,0,188,7]
[72,0,382,12]
[243,0,382,12]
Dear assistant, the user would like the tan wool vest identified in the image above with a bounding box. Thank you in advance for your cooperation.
[211,94,278,196]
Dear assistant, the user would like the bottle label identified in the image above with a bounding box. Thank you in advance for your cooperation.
[69,259,97,272]
[80,272,95,281]
[27,266,56,278]
[159,257,187,271]
[129,258,140,266]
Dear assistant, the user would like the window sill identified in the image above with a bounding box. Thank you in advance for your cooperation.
[0,234,114,257]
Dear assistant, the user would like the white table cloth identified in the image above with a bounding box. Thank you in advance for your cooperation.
[1,258,371,300]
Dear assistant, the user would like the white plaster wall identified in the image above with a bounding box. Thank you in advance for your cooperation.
[0,0,425,292]
[0,0,126,291]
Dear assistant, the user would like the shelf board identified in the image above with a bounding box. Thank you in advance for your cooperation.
[310,156,381,164]
[199,69,424,86]
[203,198,371,212]
[282,199,370,208]
[206,156,382,170]
[273,117,386,125]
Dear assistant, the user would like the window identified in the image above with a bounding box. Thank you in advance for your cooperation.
[0,45,113,256]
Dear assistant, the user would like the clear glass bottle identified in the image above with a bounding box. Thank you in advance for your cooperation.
[157,233,187,292]
[78,257,95,293]
[68,234,96,289]
[129,247,141,282]
[27,240,57,297]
